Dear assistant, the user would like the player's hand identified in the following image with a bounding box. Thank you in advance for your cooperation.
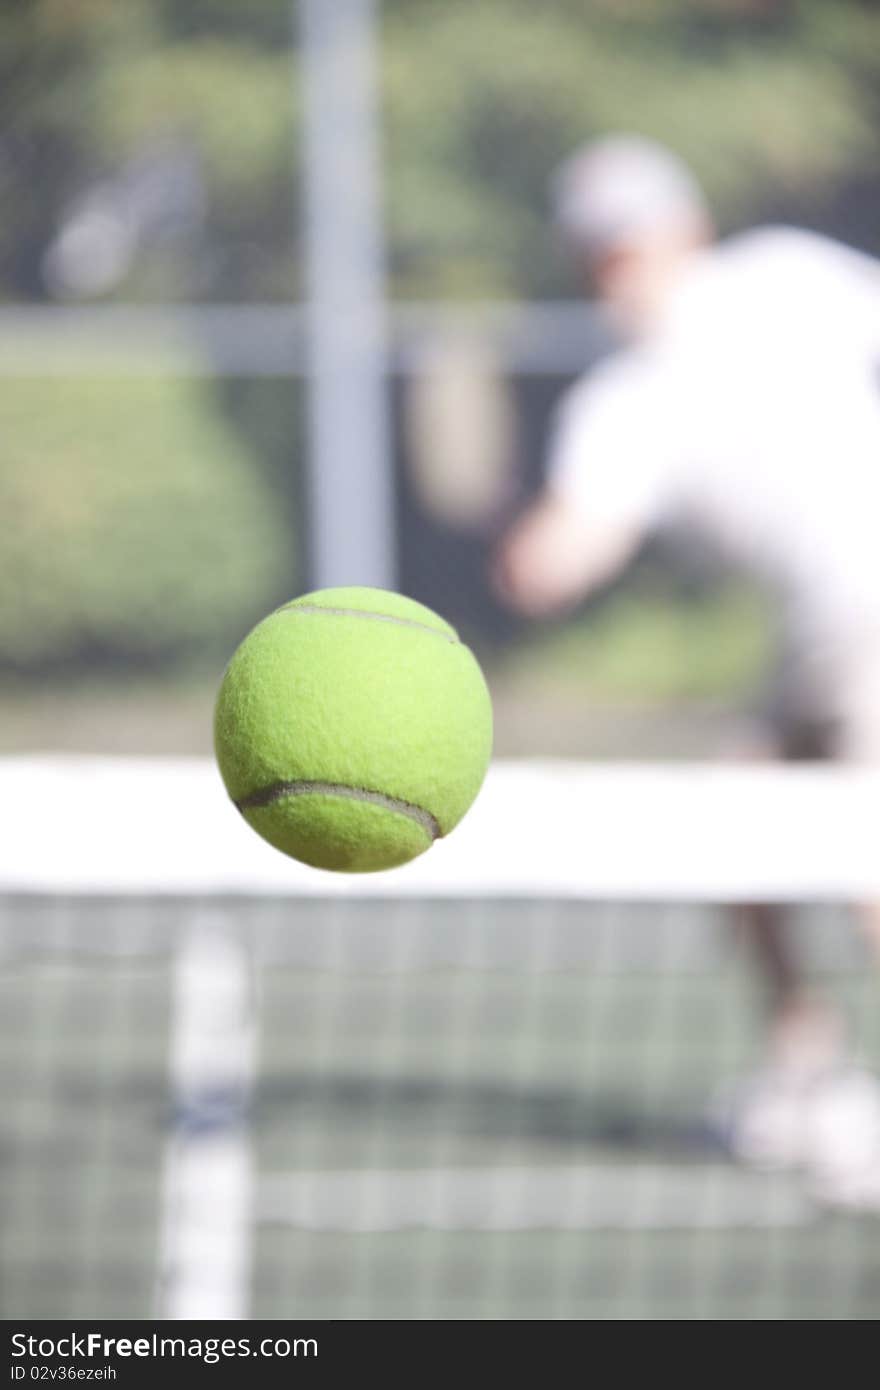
[491,492,591,617]
[491,490,637,617]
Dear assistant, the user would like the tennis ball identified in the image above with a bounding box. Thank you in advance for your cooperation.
[214,586,493,873]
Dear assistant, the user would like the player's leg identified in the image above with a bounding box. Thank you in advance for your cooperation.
[734,901,844,1076]
[839,649,880,962]
[742,713,847,1074]
[718,711,850,1167]
[727,665,880,1203]
[803,647,880,1209]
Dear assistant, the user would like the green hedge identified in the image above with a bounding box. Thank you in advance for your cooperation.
[0,375,293,671]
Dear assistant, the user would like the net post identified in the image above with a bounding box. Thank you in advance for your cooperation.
[298,0,395,590]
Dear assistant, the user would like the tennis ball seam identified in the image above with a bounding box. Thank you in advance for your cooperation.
[281,603,458,644]
[234,779,442,842]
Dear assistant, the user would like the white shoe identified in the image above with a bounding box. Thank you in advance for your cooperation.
[803,1069,880,1212]
[716,1065,880,1211]
[714,1069,817,1170]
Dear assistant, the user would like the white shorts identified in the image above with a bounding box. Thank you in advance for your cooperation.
[759,627,880,764]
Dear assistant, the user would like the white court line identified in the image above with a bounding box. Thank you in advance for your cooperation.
[257,1166,813,1232]
[154,929,257,1320]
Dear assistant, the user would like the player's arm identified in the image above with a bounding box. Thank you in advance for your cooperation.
[492,489,640,617]
[492,355,666,618]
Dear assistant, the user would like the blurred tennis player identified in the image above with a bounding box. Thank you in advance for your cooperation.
[493,134,880,1208]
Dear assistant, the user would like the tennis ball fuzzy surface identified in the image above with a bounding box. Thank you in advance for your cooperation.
[214,587,493,872]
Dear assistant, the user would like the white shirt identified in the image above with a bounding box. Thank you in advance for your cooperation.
[549,227,880,662]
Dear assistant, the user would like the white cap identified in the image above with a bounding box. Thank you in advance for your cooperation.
[553,134,709,258]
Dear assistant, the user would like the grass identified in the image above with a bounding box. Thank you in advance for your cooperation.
[492,583,774,705]
[0,583,775,760]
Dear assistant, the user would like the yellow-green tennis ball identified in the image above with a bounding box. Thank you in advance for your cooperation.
[214,586,493,873]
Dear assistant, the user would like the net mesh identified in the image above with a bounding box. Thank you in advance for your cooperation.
[2,882,878,1321]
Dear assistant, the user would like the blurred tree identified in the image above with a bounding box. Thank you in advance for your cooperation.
[0,0,149,298]
[0,0,296,302]
[0,0,876,303]
[0,0,876,685]
[382,0,880,295]
[0,375,294,672]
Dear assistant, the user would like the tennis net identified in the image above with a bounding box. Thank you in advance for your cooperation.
[1,757,878,1320]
